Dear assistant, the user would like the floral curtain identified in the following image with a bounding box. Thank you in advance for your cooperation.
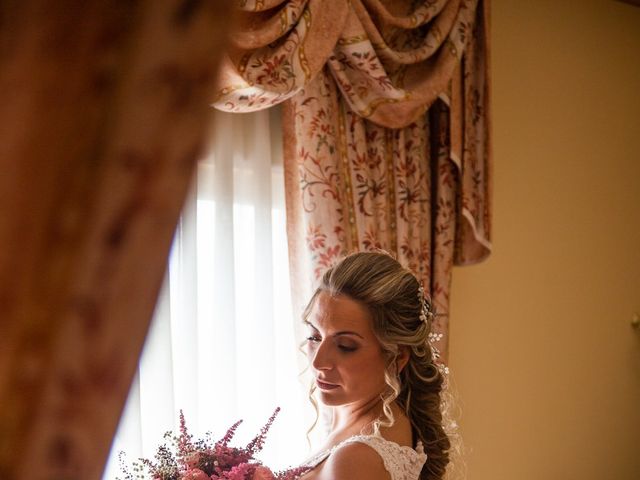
[213,0,492,361]
[0,1,230,478]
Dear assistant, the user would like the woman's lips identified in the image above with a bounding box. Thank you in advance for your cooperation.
[316,379,339,390]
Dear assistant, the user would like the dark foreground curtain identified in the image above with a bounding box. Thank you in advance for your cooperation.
[0,1,230,478]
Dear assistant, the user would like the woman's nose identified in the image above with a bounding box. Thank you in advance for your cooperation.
[311,340,333,371]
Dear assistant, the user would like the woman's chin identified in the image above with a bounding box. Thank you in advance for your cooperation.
[318,390,344,406]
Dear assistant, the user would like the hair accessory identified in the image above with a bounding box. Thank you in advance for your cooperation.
[418,285,450,375]
[428,332,449,375]
[417,285,435,324]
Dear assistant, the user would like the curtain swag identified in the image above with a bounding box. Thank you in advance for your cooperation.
[213,0,492,361]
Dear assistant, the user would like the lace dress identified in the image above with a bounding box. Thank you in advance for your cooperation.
[302,434,427,480]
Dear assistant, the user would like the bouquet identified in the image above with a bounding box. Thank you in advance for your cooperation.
[118,407,310,480]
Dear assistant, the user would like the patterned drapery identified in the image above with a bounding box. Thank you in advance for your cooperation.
[0,1,230,478]
[214,0,491,361]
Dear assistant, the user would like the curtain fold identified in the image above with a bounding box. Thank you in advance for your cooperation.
[0,1,231,478]
[283,71,463,358]
[214,0,491,361]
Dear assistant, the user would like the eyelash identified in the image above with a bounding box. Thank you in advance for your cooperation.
[305,336,357,353]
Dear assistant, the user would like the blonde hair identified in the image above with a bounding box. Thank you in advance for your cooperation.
[303,251,460,480]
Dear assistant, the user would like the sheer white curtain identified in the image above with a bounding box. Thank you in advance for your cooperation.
[103,108,313,479]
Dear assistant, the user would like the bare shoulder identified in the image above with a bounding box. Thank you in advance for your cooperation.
[316,441,391,480]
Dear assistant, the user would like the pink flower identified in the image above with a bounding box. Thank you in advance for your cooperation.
[221,462,253,479]
[252,466,276,480]
[120,409,286,480]
[181,468,210,480]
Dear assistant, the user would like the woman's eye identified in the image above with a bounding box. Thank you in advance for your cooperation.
[337,345,357,353]
[305,335,357,352]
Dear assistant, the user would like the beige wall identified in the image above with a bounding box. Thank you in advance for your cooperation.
[449,1,640,479]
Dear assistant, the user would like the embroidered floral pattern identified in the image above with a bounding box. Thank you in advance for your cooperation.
[214,0,492,361]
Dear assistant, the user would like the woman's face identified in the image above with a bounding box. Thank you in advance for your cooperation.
[305,291,388,407]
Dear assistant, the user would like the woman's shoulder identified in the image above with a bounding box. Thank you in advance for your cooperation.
[320,439,391,480]
[305,434,426,480]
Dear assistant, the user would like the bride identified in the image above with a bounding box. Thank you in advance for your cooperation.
[297,252,454,480]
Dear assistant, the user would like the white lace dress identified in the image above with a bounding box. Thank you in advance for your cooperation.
[302,434,427,480]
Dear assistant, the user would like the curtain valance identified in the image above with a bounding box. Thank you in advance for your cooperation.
[215,0,480,129]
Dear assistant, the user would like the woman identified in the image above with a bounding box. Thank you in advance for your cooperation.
[299,252,453,480]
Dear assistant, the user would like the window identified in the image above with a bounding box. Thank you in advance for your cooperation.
[104,108,313,479]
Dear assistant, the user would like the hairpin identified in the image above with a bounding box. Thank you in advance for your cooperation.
[418,285,450,375]
[417,285,435,323]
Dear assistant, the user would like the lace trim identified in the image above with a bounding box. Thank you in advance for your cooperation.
[303,435,427,480]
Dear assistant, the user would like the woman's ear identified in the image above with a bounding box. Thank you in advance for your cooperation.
[396,346,410,373]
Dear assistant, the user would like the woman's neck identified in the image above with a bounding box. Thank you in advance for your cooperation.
[330,396,384,435]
